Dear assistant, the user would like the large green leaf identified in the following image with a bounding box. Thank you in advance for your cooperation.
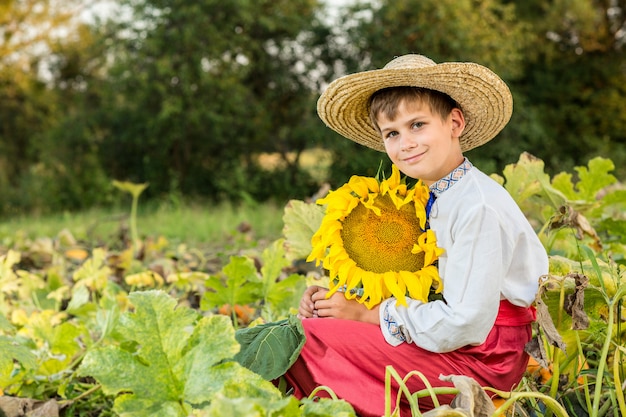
[264,273,306,319]
[573,157,617,201]
[501,152,567,209]
[234,315,306,380]
[78,290,278,416]
[260,239,292,289]
[282,200,325,262]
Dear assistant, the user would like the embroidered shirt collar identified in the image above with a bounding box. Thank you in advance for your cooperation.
[429,158,473,197]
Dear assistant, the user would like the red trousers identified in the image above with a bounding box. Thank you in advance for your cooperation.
[283,300,534,416]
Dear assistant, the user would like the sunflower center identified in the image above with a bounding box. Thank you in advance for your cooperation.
[341,194,425,273]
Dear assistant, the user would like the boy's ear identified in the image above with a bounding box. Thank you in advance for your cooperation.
[450,108,465,138]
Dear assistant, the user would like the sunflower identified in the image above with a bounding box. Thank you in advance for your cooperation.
[306,165,444,309]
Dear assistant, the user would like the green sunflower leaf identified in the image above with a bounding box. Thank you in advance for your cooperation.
[282,199,325,262]
[234,315,306,380]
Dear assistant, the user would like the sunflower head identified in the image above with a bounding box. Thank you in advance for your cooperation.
[306,165,444,308]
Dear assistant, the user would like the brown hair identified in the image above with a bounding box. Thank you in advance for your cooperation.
[368,87,460,132]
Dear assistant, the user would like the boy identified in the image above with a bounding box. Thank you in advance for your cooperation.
[287,54,549,415]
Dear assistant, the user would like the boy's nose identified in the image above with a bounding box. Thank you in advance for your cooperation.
[400,135,417,151]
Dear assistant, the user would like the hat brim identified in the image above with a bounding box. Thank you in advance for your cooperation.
[317,61,513,152]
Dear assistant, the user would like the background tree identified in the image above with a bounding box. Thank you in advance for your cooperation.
[325,0,626,180]
[324,0,535,181]
[95,0,332,202]
[0,0,624,216]
[508,0,626,177]
[0,0,96,214]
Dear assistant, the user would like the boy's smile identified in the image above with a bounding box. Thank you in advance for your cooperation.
[378,99,465,186]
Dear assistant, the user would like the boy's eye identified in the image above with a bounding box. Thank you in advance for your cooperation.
[384,131,399,140]
[411,121,424,129]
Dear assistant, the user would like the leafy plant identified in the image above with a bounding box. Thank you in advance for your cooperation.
[77,290,287,416]
[201,238,306,326]
[494,153,626,416]
[0,153,624,417]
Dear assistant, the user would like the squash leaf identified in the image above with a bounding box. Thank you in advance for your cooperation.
[0,335,37,387]
[78,290,280,416]
[234,315,306,380]
[573,157,617,201]
[201,255,262,310]
[259,239,306,319]
[500,152,566,208]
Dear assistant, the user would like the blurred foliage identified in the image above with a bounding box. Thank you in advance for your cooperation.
[93,0,330,203]
[0,0,624,217]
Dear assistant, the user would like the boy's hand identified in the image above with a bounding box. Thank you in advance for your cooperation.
[307,288,380,325]
[297,285,326,318]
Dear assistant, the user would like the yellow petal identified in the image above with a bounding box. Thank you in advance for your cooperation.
[388,164,402,188]
[383,271,407,306]
[348,175,379,198]
[400,271,425,303]
[361,196,381,216]
[422,265,443,293]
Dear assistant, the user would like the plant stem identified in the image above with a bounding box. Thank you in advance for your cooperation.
[384,366,421,416]
[309,385,339,400]
[614,348,626,416]
[592,287,626,414]
[490,391,570,417]
[131,193,139,255]
[58,384,102,407]
[576,331,593,413]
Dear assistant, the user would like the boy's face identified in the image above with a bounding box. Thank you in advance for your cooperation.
[377,99,465,186]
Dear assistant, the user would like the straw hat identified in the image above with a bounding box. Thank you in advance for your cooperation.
[317,54,513,152]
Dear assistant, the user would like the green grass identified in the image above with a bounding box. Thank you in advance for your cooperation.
[0,199,287,249]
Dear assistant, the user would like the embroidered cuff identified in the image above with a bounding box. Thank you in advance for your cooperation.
[383,302,406,343]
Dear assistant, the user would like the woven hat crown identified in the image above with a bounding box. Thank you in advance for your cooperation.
[317,54,513,152]
[384,54,437,70]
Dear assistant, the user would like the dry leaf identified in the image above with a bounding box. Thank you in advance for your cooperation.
[0,397,59,417]
[564,272,590,330]
[422,375,496,417]
[525,275,567,368]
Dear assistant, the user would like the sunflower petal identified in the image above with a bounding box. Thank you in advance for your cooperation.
[422,265,443,293]
[361,197,381,216]
[399,271,422,303]
[383,271,407,306]
[347,176,371,198]
[421,230,445,265]
[388,165,402,188]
